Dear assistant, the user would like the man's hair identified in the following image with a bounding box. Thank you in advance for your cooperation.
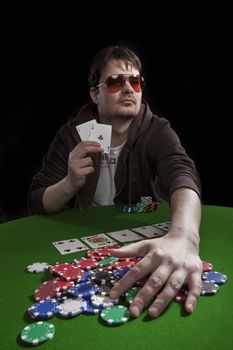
[88,45,142,88]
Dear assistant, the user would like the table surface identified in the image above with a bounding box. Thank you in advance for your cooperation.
[0,204,232,350]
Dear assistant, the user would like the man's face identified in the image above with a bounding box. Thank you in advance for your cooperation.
[90,59,142,121]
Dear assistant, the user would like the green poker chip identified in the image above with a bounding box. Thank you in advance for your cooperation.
[100,305,131,325]
[20,321,55,345]
[98,256,119,267]
[125,286,141,304]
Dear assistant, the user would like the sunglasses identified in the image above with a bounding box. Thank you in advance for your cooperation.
[96,74,145,93]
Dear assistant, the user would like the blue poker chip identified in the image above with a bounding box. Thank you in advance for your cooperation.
[112,268,130,279]
[82,298,100,314]
[79,270,92,283]
[28,299,61,319]
[202,271,228,285]
[68,281,99,299]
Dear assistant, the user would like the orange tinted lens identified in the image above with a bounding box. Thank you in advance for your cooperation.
[129,75,142,92]
[106,76,125,92]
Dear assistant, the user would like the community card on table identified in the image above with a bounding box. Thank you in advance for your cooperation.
[80,233,117,248]
[106,229,142,243]
[52,238,89,255]
[131,225,167,238]
[153,221,171,232]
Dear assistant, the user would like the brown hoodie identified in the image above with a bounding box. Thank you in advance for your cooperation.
[28,101,201,214]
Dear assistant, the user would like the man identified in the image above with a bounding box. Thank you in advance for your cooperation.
[28,45,202,318]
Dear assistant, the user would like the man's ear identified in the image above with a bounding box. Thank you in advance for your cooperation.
[90,87,98,104]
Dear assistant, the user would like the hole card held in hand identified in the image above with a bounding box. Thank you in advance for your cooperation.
[76,119,112,154]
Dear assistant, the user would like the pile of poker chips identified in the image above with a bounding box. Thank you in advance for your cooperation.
[123,196,159,213]
[20,247,228,346]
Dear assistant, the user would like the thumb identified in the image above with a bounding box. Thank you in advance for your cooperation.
[109,240,149,258]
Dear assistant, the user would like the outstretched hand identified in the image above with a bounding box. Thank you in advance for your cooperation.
[109,234,202,318]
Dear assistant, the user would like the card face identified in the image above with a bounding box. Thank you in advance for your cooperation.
[90,123,112,154]
[106,229,142,243]
[131,225,167,238]
[80,233,117,249]
[153,222,170,232]
[76,120,112,154]
[52,238,89,255]
[76,119,96,141]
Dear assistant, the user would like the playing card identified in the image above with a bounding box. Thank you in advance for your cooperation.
[131,225,167,238]
[153,221,170,232]
[76,119,97,141]
[90,123,112,154]
[52,238,89,255]
[80,233,117,248]
[106,229,142,243]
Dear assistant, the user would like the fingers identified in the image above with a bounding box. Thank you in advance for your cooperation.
[148,270,185,317]
[184,271,202,314]
[110,240,149,258]
[71,141,103,159]
[109,244,159,300]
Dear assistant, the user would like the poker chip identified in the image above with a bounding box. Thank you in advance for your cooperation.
[58,298,86,317]
[91,294,119,309]
[98,284,112,296]
[90,269,113,285]
[27,262,50,273]
[202,271,228,285]
[74,258,98,270]
[20,321,55,345]
[34,279,60,301]
[28,299,61,319]
[68,281,99,299]
[82,298,100,315]
[100,305,131,325]
[58,266,84,281]
[50,263,73,275]
[98,256,119,267]
[200,280,219,295]
[202,261,213,272]
[125,286,141,304]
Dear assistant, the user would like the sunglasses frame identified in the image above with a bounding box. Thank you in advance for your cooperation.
[95,73,145,93]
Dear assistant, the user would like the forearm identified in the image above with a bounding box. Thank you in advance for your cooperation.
[169,188,201,250]
[42,177,77,214]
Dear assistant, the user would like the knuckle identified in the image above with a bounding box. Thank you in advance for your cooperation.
[170,279,182,291]
[149,275,163,288]
[130,265,142,277]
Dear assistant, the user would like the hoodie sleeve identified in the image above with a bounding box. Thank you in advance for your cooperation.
[27,125,76,214]
[147,117,201,201]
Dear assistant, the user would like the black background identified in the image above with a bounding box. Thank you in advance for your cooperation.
[1,32,232,221]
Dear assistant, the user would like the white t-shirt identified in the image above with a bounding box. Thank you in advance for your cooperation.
[91,143,125,206]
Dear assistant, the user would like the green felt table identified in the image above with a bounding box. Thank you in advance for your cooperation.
[0,204,232,350]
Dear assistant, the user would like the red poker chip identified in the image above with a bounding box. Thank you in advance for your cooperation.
[74,258,98,270]
[34,279,59,301]
[50,263,74,275]
[175,290,188,303]
[58,266,84,281]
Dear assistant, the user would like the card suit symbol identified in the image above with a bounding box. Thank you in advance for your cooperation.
[69,239,76,242]
[98,135,104,141]
[57,242,64,245]
[76,246,83,251]
[64,249,71,252]
[122,234,127,236]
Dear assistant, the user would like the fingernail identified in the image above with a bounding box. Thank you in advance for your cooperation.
[109,290,118,299]
[187,304,193,313]
[149,307,159,317]
[131,306,140,317]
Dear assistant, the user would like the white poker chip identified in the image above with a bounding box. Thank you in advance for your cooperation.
[90,294,119,309]
[27,262,50,273]
[58,298,86,317]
